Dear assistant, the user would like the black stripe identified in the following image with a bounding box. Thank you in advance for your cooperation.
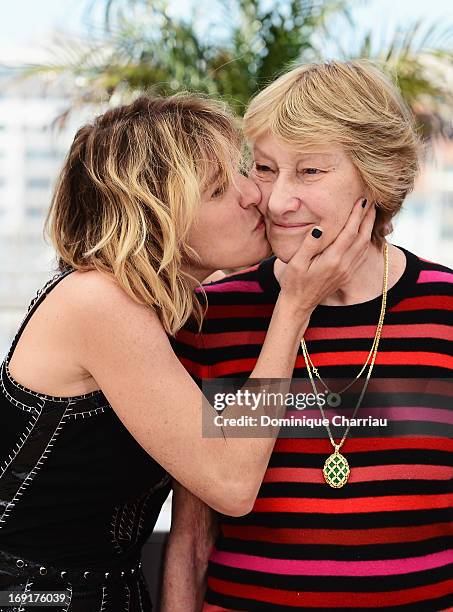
[208,561,453,592]
[216,535,453,561]
[219,508,453,529]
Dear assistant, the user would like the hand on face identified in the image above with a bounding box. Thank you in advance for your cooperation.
[276,196,376,311]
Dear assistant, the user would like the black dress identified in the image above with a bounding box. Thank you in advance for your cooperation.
[0,270,172,611]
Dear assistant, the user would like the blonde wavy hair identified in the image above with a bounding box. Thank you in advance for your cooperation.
[45,94,242,335]
[243,59,421,246]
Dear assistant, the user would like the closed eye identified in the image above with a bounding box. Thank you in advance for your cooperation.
[211,184,227,199]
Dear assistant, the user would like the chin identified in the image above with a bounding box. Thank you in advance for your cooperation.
[215,242,271,270]
[269,239,301,264]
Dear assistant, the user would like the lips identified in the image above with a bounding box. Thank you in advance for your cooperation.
[254,217,266,231]
[271,221,314,229]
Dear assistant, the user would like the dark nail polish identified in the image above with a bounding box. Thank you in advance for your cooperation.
[311,228,322,239]
[361,198,367,208]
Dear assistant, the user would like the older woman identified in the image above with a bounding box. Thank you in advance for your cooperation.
[163,61,453,611]
[0,94,372,610]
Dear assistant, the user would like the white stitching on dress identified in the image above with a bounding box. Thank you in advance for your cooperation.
[110,505,123,555]
[99,585,108,612]
[100,585,107,612]
[6,271,69,361]
[4,359,103,403]
[62,584,72,612]
[0,414,41,480]
[135,474,171,543]
[0,401,73,528]
[136,576,144,612]
[119,499,139,542]
[111,477,170,556]
[18,578,33,612]
[124,582,130,612]
[66,406,108,420]
[0,362,41,415]
[2,269,104,405]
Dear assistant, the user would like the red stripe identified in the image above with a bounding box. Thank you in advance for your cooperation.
[205,295,452,318]
[263,464,453,484]
[200,330,266,349]
[273,436,453,454]
[294,351,453,369]
[220,522,452,545]
[253,494,453,514]
[175,328,202,346]
[208,304,274,319]
[209,358,262,377]
[178,357,210,379]
[391,295,453,312]
[177,324,453,349]
[205,351,452,377]
[208,577,453,608]
[304,323,453,341]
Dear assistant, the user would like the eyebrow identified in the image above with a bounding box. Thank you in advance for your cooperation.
[254,147,338,163]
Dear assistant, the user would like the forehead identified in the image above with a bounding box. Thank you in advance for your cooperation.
[253,133,344,163]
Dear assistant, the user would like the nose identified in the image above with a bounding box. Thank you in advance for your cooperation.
[267,177,302,216]
[238,174,261,209]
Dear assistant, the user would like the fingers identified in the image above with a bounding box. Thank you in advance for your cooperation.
[327,196,370,256]
[287,225,325,271]
[356,201,376,245]
[284,196,375,278]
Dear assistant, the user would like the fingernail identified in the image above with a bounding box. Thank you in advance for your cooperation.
[361,198,367,208]
[311,228,322,239]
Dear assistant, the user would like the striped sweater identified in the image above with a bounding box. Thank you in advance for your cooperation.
[172,245,453,611]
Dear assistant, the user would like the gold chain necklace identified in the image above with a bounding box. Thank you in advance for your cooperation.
[300,242,389,488]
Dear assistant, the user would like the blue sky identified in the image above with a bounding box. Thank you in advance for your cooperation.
[0,0,452,48]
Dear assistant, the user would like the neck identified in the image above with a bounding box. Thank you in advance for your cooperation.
[274,242,405,307]
[182,264,216,286]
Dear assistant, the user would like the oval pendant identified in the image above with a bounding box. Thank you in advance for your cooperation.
[326,392,341,407]
[323,450,350,488]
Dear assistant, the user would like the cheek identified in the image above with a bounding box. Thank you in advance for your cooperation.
[313,180,358,228]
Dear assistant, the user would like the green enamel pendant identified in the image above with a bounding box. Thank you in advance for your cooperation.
[323,449,350,488]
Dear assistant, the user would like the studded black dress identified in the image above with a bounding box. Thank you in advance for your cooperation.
[0,270,172,611]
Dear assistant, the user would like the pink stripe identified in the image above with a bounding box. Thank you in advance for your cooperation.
[202,280,263,293]
[418,270,453,284]
[305,324,453,341]
[210,549,453,577]
[264,464,453,484]
[368,406,453,425]
[285,406,453,425]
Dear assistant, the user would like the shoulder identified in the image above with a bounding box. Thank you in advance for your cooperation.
[411,251,453,298]
[56,268,164,338]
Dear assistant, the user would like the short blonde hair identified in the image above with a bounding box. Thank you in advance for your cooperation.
[45,94,241,335]
[244,60,421,245]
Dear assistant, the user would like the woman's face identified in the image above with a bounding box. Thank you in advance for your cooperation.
[251,133,367,262]
[187,170,271,277]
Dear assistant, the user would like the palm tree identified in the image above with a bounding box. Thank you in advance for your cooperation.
[20,0,453,137]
